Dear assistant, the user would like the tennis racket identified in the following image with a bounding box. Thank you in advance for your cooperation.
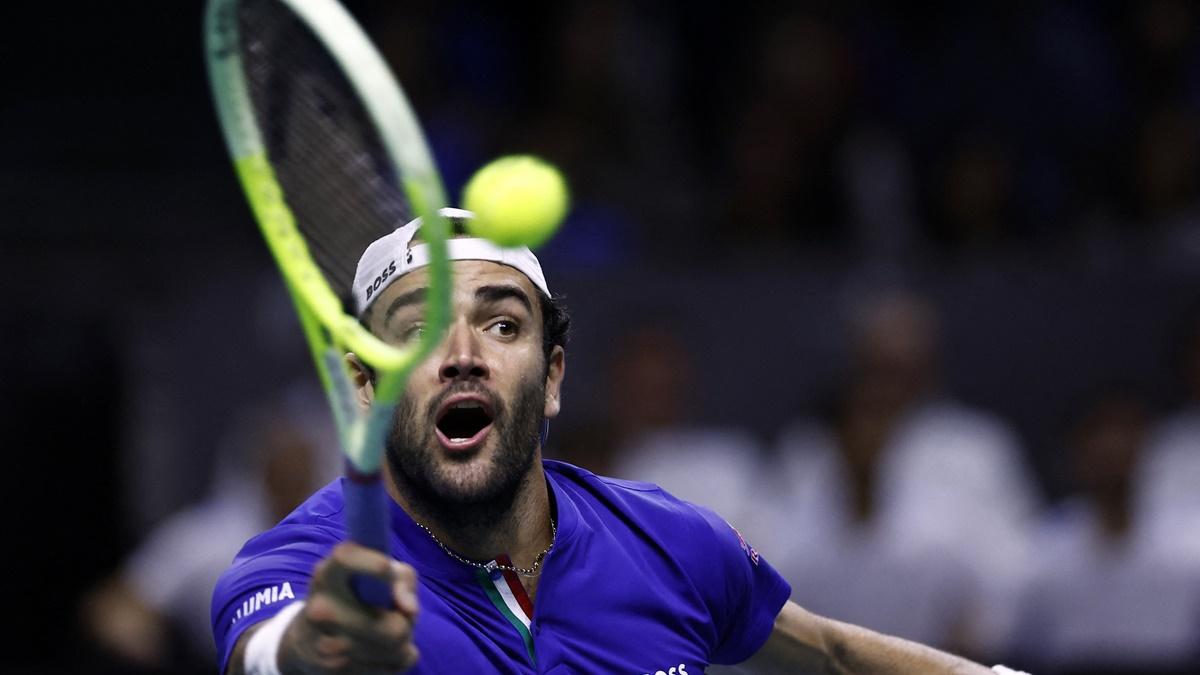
[204,0,450,607]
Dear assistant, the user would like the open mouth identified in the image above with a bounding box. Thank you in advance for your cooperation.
[435,396,495,451]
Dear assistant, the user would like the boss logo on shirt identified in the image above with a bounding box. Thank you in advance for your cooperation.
[642,664,689,675]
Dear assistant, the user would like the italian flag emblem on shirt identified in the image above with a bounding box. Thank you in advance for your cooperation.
[475,554,536,665]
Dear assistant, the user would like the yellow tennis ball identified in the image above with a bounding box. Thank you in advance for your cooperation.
[462,155,569,249]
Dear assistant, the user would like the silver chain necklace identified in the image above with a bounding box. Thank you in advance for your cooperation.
[415,517,557,577]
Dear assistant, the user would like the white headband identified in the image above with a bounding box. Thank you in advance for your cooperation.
[351,207,551,314]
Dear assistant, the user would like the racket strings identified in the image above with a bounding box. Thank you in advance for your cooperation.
[238,0,413,304]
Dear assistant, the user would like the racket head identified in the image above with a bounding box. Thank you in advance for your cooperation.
[204,0,451,474]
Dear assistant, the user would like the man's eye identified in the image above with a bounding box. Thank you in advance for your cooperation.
[487,320,518,338]
[402,324,426,342]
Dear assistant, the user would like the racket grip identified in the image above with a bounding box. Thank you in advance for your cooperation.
[343,465,395,608]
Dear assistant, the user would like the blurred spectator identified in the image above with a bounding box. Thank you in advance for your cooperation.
[518,0,689,266]
[721,10,857,254]
[1131,0,1197,105]
[555,320,771,545]
[79,383,337,673]
[767,377,979,653]
[838,125,920,264]
[929,131,1021,254]
[1137,309,1200,564]
[121,270,316,533]
[770,289,1038,657]
[1010,385,1200,673]
[1140,103,1200,272]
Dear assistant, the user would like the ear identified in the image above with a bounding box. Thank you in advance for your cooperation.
[345,353,374,410]
[543,345,566,419]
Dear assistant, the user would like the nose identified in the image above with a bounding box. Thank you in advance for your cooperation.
[438,320,489,382]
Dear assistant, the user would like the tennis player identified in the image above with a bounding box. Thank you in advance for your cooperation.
[212,210,1027,674]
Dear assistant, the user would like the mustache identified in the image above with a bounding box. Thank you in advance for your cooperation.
[424,382,502,419]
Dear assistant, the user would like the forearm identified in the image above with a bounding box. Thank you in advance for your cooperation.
[224,624,260,675]
[747,601,992,675]
[226,601,316,675]
[822,618,990,675]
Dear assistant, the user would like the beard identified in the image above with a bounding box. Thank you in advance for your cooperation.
[385,376,545,532]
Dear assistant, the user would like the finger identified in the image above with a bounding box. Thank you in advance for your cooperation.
[343,607,416,660]
[313,633,352,661]
[312,543,396,598]
[333,634,416,671]
[389,561,420,616]
[304,593,415,652]
[304,593,379,636]
[346,647,420,675]
[369,609,416,650]
[401,641,420,669]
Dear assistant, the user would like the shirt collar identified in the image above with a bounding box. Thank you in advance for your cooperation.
[384,460,581,580]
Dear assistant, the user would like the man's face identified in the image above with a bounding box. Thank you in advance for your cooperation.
[358,260,564,521]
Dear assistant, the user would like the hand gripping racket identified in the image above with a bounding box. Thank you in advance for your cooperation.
[204,0,450,607]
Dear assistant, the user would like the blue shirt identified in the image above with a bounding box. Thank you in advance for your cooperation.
[212,460,791,673]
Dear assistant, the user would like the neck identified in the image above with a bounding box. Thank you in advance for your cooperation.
[384,457,554,568]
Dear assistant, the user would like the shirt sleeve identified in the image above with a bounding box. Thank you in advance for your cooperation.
[210,523,339,673]
[687,503,792,665]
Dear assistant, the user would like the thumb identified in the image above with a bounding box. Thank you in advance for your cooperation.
[389,560,420,617]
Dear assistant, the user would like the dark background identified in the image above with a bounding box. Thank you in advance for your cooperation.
[2,0,1198,672]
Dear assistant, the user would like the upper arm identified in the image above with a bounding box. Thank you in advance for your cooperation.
[682,503,792,664]
[212,533,331,672]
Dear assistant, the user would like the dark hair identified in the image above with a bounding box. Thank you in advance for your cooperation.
[538,292,571,363]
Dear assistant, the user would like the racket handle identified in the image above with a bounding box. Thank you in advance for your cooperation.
[343,465,395,608]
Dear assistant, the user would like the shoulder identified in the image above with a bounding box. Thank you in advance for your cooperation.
[211,481,350,669]
[547,463,789,664]
[282,477,347,523]
[545,460,751,560]
[547,459,707,517]
[215,480,346,595]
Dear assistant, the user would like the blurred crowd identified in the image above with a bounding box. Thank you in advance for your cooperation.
[369,0,1200,276]
[16,0,1196,674]
[78,287,1200,675]
[556,295,1200,675]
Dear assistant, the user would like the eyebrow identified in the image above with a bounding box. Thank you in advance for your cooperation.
[382,287,428,326]
[476,284,533,314]
[381,284,532,327]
